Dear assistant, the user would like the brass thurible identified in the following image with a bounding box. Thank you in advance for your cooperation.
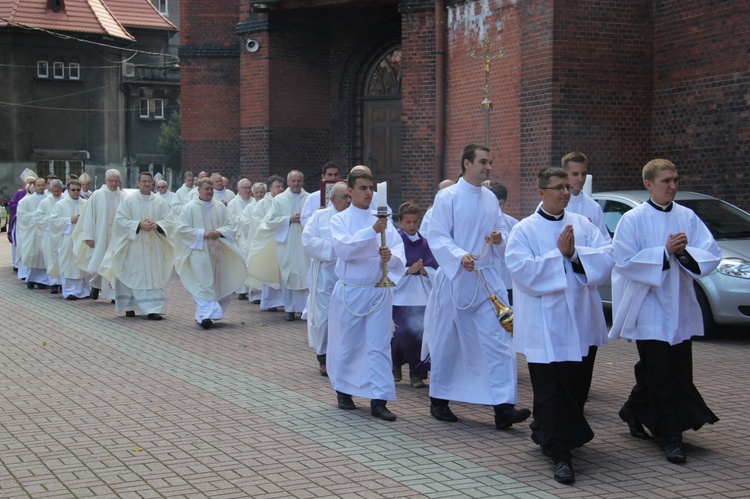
[489,294,514,335]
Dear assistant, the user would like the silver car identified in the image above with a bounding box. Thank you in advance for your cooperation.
[593,191,750,335]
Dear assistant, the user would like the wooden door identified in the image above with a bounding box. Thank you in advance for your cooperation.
[363,98,401,209]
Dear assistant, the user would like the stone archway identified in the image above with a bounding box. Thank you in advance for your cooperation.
[362,46,402,209]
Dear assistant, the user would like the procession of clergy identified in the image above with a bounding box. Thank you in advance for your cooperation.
[9,146,721,485]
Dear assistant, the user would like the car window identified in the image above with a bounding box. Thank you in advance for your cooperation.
[601,200,632,235]
[677,199,750,239]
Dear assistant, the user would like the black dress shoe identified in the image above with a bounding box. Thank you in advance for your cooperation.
[65,295,79,301]
[285,312,296,322]
[147,313,163,321]
[265,307,278,312]
[90,287,100,300]
[619,406,651,439]
[553,462,575,484]
[50,284,59,294]
[494,407,531,429]
[200,318,213,330]
[125,311,135,318]
[252,299,261,304]
[237,293,248,300]
[430,404,458,422]
[27,282,35,289]
[371,405,397,421]
[665,441,686,464]
[36,284,48,290]
[336,392,355,410]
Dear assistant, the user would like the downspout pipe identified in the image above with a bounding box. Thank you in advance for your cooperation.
[434,0,446,186]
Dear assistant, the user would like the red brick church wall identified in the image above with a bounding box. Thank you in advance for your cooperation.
[180,0,241,181]
[651,0,750,211]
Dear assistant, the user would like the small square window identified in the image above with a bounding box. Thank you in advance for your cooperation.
[69,62,80,80]
[140,98,150,118]
[157,0,168,15]
[37,61,49,78]
[153,99,165,119]
[53,61,64,79]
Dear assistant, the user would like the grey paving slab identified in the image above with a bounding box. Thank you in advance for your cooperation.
[1,237,750,498]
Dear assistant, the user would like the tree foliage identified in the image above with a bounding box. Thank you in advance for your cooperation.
[158,111,181,171]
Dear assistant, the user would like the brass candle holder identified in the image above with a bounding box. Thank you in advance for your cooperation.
[374,210,395,288]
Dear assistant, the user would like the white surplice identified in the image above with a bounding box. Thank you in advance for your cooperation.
[17,192,49,283]
[158,190,182,213]
[609,201,721,344]
[302,206,339,356]
[423,178,517,405]
[327,205,406,401]
[49,197,91,298]
[99,193,175,313]
[506,211,614,363]
[245,193,283,309]
[175,198,247,322]
[175,183,196,209]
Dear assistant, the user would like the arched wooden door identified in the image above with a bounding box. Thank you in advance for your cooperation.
[363,47,402,209]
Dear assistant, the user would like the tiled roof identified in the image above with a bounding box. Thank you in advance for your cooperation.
[104,0,175,31]
[0,0,175,41]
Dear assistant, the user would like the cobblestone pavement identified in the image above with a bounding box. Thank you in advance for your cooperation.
[1,237,749,498]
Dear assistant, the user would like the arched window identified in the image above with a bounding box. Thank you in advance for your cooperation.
[366,47,401,96]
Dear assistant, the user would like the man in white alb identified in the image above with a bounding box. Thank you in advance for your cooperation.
[302,181,350,376]
[49,180,91,300]
[37,179,65,294]
[327,169,405,421]
[227,178,256,300]
[17,177,50,289]
[300,161,341,227]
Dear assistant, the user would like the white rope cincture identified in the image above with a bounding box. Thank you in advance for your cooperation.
[340,281,387,317]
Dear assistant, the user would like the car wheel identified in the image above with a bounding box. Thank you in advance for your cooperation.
[694,283,716,337]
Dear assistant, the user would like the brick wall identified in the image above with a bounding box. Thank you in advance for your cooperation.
[552,0,653,196]
[652,0,750,211]
[400,6,437,211]
[180,0,240,182]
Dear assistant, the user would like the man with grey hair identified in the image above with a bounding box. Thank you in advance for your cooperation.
[247,170,310,321]
[209,173,235,205]
[302,181,351,375]
[72,168,127,301]
[37,179,65,294]
[155,179,181,212]
[227,178,256,300]
[251,182,266,202]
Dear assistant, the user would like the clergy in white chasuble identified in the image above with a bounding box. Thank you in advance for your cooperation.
[72,169,127,301]
[36,180,65,287]
[49,181,91,299]
[17,178,50,286]
[176,178,247,326]
[99,172,175,316]
[247,171,310,316]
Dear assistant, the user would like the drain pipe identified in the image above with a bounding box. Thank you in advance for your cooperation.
[434,0,446,186]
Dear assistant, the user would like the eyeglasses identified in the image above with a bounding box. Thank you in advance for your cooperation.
[69,188,81,192]
[541,184,572,192]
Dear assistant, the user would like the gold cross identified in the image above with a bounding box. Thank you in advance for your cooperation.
[470,36,505,97]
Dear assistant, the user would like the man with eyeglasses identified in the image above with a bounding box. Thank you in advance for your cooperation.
[49,180,91,299]
[72,169,127,301]
[155,179,181,212]
[301,181,351,377]
[505,167,614,484]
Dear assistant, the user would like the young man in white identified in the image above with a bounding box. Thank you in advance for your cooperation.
[506,167,614,484]
[49,180,91,299]
[610,159,721,464]
[423,144,530,429]
[560,152,609,239]
[327,170,405,421]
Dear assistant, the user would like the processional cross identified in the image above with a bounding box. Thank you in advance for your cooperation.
[470,36,505,147]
